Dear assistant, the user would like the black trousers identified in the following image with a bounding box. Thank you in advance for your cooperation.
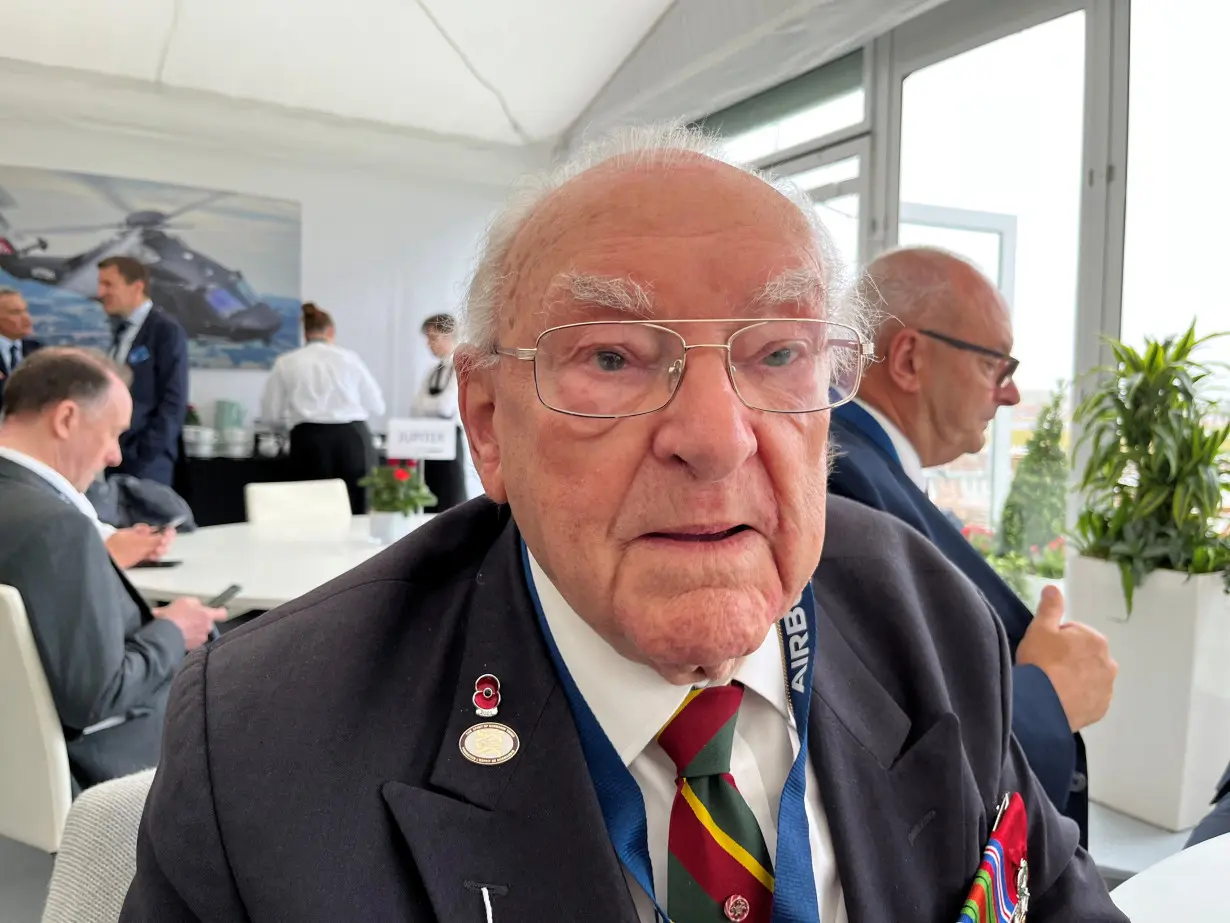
[289,421,373,514]
[424,429,467,512]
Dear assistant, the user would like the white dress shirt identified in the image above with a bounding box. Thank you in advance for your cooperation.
[853,398,926,491]
[0,334,23,375]
[0,447,115,540]
[110,301,152,365]
[260,340,386,428]
[410,352,459,424]
[528,552,848,923]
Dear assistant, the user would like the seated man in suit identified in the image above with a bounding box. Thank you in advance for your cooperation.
[1187,762,1230,848]
[0,348,222,788]
[0,286,41,411]
[97,256,189,486]
[122,128,1125,922]
[827,246,1117,847]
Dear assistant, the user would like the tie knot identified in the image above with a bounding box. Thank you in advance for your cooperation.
[657,684,744,779]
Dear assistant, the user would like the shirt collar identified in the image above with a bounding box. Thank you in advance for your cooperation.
[528,550,792,767]
[0,446,102,523]
[853,398,926,491]
[0,334,16,352]
[128,301,153,327]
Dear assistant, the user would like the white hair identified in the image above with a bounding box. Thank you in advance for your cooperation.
[458,122,868,362]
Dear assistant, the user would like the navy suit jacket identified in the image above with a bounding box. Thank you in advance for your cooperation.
[115,309,189,485]
[0,337,41,411]
[827,404,1088,842]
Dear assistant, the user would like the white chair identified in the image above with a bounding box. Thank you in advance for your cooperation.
[40,769,155,923]
[0,584,72,853]
[244,479,352,534]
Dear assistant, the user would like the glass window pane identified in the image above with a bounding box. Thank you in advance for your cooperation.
[721,91,865,163]
[897,12,1086,601]
[814,194,860,267]
[792,156,860,193]
[1121,0,1230,402]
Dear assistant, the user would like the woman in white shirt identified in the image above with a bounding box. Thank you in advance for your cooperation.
[260,303,385,513]
[410,313,466,511]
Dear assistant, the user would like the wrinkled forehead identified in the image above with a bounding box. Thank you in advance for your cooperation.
[0,294,25,313]
[501,159,823,335]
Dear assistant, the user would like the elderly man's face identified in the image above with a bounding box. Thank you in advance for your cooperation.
[0,294,33,340]
[461,159,831,681]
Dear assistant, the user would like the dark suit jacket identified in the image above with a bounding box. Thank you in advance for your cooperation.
[0,336,41,411]
[121,497,1124,922]
[0,457,184,786]
[827,406,1087,841]
[1188,762,1230,847]
[114,308,189,485]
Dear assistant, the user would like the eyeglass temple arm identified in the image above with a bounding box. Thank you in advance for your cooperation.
[494,347,537,360]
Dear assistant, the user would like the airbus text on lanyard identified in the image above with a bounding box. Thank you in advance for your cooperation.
[521,540,822,923]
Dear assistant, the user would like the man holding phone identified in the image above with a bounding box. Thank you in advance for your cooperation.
[102,517,182,569]
[0,347,224,788]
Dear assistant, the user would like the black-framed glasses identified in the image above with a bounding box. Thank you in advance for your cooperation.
[918,329,1019,387]
[494,318,875,419]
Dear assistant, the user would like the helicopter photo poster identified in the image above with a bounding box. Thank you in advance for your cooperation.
[0,164,301,370]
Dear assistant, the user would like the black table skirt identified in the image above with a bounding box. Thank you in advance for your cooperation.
[173,451,390,527]
[174,456,295,527]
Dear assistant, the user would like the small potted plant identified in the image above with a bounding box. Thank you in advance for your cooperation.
[360,461,437,544]
[1067,321,1230,830]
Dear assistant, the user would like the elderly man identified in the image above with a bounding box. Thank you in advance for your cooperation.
[0,286,41,410]
[0,348,222,787]
[122,130,1125,922]
[827,248,1117,849]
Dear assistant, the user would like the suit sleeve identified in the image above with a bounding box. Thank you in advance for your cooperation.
[21,512,185,730]
[1012,664,1077,810]
[990,605,1126,920]
[133,320,189,469]
[121,653,249,921]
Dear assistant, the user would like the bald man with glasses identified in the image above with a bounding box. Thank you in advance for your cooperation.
[827,246,1117,849]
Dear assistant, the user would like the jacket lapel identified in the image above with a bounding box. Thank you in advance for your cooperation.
[382,522,638,923]
[808,600,979,923]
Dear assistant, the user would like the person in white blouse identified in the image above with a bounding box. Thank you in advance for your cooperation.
[260,303,385,513]
[410,313,466,510]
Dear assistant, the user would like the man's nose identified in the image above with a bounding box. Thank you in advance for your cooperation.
[999,379,1022,407]
[649,349,757,481]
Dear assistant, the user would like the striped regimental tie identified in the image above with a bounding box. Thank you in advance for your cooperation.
[658,684,774,923]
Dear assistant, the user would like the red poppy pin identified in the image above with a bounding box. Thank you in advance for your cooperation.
[473,674,501,717]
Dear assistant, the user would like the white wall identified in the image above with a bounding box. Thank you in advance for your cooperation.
[0,59,543,429]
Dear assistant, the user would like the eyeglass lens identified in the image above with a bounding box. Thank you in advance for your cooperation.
[531,320,864,417]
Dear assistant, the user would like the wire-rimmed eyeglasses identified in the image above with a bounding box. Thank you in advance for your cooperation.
[493,318,874,419]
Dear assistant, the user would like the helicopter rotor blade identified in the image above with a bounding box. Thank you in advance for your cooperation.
[78,173,139,216]
[164,191,229,222]
[20,223,121,235]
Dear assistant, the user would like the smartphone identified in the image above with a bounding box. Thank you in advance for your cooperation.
[154,514,188,535]
[131,559,182,569]
[206,584,242,608]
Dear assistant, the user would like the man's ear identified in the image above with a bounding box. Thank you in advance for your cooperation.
[456,351,506,503]
[884,328,925,394]
[48,400,77,440]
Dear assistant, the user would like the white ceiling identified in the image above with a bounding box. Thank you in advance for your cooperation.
[0,0,675,145]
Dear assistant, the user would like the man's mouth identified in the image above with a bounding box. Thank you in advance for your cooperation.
[643,524,753,543]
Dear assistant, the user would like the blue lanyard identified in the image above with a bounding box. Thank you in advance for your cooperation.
[832,402,901,467]
[521,541,821,923]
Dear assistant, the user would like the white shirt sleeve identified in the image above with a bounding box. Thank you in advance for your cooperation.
[260,362,288,427]
[356,357,386,419]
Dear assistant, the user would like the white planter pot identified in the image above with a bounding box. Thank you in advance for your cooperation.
[1067,554,1230,830]
[369,511,430,545]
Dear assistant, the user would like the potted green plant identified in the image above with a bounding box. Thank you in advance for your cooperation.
[1066,321,1230,830]
[360,462,437,544]
[998,386,1070,609]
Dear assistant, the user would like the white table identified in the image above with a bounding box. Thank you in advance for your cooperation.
[125,516,396,613]
[1111,832,1230,918]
